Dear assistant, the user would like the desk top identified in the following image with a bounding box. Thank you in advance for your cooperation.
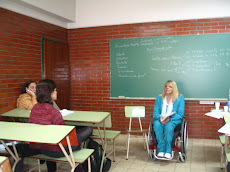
[224,116,230,124]
[0,121,75,144]
[1,108,30,118]
[1,108,110,124]
[63,111,110,124]
[0,156,7,164]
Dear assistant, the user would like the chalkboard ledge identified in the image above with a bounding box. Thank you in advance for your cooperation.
[188,98,227,101]
[110,97,155,100]
[110,97,227,101]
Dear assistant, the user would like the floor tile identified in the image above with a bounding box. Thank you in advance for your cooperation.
[19,135,224,172]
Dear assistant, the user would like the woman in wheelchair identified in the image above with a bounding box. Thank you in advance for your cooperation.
[152,80,185,159]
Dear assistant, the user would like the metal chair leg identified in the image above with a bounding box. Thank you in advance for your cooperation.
[144,133,149,154]
[221,145,224,169]
[113,139,116,162]
[126,133,130,160]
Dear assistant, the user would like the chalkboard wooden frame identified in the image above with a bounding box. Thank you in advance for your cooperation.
[110,34,230,100]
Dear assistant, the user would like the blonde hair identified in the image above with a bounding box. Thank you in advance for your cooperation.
[161,80,180,102]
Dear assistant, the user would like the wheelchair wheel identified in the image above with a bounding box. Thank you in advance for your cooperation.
[148,121,153,145]
[181,120,188,154]
[149,150,156,161]
[177,153,187,163]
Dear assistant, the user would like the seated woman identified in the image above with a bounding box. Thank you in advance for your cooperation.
[17,80,59,111]
[153,80,185,159]
[17,80,37,110]
[29,79,92,171]
[14,79,92,172]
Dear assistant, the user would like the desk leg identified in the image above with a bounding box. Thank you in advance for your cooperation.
[0,140,20,172]
[66,136,75,167]
[87,157,91,172]
[59,142,75,169]
[0,141,19,161]
[103,120,106,145]
[59,136,83,172]
[100,140,107,172]
[98,120,107,172]
[96,125,104,146]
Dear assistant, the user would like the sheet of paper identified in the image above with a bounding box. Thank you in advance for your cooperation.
[161,112,176,121]
[218,124,230,135]
[205,112,223,119]
[60,109,74,116]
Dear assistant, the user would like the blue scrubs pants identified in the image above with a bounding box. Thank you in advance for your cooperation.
[153,120,180,154]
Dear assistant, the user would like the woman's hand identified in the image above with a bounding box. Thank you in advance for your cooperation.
[159,116,171,125]
[26,88,36,98]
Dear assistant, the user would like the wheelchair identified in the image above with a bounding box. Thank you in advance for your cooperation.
[148,118,188,162]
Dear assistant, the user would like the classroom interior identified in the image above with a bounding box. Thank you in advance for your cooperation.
[19,136,222,172]
[1,0,230,171]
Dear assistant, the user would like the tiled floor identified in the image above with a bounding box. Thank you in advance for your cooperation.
[22,134,224,172]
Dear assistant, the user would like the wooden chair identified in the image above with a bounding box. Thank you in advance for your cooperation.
[125,106,149,160]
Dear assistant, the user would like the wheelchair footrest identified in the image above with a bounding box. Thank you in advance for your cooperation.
[153,149,175,161]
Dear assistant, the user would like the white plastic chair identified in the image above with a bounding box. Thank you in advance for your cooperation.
[125,106,149,160]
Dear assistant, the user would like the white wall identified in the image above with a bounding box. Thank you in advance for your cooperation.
[0,0,76,28]
[21,0,76,21]
[68,0,230,28]
[1,0,230,29]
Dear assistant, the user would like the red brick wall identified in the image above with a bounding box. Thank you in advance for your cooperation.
[0,8,67,114]
[68,18,230,139]
[1,7,229,139]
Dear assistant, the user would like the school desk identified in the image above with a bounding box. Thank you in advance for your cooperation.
[224,115,230,124]
[1,108,110,144]
[0,121,93,172]
[222,115,230,170]
[1,108,110,172]
[205,110,228,168]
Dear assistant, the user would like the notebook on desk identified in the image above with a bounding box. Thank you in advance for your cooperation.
[60,109,74,117]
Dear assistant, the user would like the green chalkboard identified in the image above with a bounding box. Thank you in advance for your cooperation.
[110,34,230,99]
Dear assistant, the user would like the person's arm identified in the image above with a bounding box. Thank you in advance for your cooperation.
[161,116,171,124]
[152,95,162,120]
[26,88,37,108]
[170,96,185,121]
[17,94,37,110]
[52,109,65,125]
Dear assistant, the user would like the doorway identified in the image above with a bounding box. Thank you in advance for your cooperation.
[42,38,70,109]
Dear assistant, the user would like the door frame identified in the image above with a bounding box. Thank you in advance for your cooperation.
[41,37,69,79]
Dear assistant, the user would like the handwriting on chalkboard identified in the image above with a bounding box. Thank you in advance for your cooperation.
[114,43,230,76]
[110,34,230,98]
[115,51,146,78]
[149,47,230,74]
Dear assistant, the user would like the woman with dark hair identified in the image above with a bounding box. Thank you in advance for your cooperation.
[17,80,37,110]
[29,79,92,171]
[27,79,62,172]
[30,79,62,125]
